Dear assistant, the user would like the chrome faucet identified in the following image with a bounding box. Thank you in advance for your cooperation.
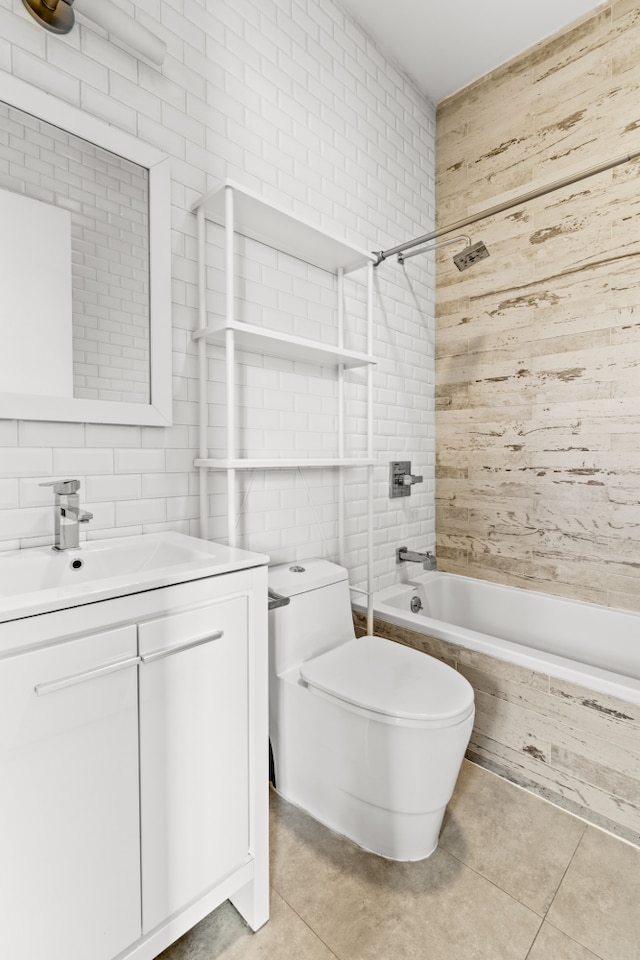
[39,479,93,551]
[396,546,436,571]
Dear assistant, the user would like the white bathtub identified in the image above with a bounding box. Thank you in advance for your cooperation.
[360,572,640,706]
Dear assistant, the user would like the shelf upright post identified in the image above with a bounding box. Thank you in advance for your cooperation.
[337,267,345,566]
[197,204,209,541]
[366,261,374,635]
[225,185,237,547]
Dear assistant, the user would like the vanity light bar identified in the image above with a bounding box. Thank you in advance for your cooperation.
[21,0,167,65]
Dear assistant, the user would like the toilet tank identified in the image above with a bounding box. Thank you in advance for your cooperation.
[268,560,356,675]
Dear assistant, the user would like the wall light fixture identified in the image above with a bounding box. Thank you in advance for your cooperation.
[21,0,167,65]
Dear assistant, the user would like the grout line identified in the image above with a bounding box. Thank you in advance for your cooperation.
[522,917,545,960]
[523,824,603,960]
[437,827,589,960]
[465,759,640,852]
[270,886,342,960]
[533,826,608,960]
[437,841,546,919]
[540,819,587,923]
[437,761,589,923]
[523,918,605,960]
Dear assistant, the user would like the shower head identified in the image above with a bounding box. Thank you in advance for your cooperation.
[395,234,489,272]
[452,240,490,271]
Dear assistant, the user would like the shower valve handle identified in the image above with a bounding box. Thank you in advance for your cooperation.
[398,473,423,486]
[389,461,423,499]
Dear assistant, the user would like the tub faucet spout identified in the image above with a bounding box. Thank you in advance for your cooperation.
[396,546,436,571]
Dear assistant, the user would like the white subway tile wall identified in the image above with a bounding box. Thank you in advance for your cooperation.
[0,0,436,592]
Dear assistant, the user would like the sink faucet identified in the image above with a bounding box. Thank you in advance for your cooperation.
[396,546,436,571]
[39,479,93,551]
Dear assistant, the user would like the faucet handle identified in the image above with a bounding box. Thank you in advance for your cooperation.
[399,473,423,487]
[39,479,81,495]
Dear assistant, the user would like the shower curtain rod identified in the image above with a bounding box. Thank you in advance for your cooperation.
[374,147,640,266]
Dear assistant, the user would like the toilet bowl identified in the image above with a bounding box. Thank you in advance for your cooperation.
[268,559,474,861]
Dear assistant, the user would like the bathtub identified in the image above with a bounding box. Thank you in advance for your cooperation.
[353,571,640,846]
[357,572,640,706]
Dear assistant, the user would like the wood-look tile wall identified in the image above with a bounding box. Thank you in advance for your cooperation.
[435,0,640,611]
[353,612,640,846]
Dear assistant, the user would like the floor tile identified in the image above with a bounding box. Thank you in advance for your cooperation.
[270,790,541,960]
[439,761,586,914]
[156,890,337,960]
[155,899,246,960]
[526,923,601,960]
[154,771,640,960]
[546,826,640,960]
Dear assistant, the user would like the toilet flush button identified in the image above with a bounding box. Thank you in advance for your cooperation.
[289,565,305,573]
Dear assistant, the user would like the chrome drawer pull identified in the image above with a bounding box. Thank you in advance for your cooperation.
[35,655,141,696]
[140,629,224,665]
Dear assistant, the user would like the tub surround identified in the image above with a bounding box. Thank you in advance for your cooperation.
[435,0,640,613]
[354,598,640,848]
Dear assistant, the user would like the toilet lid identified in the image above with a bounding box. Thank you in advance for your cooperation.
[300,635,474,724]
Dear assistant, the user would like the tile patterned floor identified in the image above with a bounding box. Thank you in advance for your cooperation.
[158,761,640,960]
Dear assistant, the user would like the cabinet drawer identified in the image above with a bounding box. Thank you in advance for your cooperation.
[138,594,250,933]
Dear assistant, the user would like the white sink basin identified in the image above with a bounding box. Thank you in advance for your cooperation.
[0,532,269,623]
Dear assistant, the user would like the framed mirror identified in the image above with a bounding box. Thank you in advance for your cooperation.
[0,71,172,426]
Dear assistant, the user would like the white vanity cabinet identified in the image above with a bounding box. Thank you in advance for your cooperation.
[0,624,141,960]
[0,557,268,960]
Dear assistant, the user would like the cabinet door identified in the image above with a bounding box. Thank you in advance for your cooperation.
[0,625,141,960]
[139,594,249,933]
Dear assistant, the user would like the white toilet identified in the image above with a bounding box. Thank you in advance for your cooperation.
[268,559,475,861]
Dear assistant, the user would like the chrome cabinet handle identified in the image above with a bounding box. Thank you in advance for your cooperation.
[140,629,224,665]
[35,655,141,696]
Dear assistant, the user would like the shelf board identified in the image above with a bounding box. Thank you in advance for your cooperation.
[193,321,376,369]
[192,179,374,274]
[195,458,376,470]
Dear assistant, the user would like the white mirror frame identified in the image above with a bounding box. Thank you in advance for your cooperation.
[0,71,172,426]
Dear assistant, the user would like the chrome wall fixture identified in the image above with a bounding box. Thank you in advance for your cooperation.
[396,546,436,571]
[21,0,167,64]
[396,233,490,271]
[374,147,640,268]
[397,234,472,264]
[389,460,423,498]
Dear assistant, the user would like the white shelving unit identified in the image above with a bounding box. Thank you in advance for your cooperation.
[192,319,373,369]
[192,179,376,628]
